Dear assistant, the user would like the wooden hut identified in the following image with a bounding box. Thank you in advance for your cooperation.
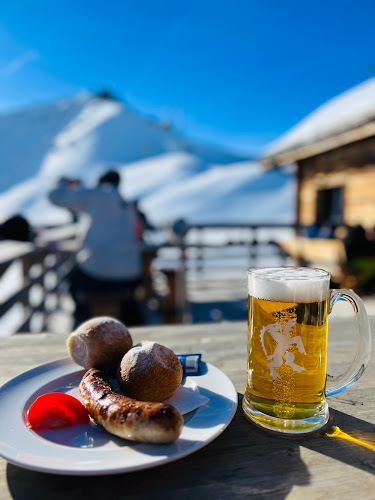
[260,78,375,287]
[261,78,375,232]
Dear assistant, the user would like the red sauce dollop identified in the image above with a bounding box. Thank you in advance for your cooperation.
[27,392,89,430]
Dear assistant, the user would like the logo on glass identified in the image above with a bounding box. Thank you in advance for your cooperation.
[260,318,306,379]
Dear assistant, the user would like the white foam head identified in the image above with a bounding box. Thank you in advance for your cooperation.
[248,267,330,303]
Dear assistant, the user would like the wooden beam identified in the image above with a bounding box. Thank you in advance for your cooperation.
[262,121,375,167]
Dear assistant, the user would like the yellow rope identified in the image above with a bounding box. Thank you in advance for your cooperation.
[326,426,375,451]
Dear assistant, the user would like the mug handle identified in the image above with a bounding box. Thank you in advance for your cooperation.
[326,289,372,396]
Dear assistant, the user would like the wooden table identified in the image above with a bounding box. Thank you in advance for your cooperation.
[1,315,375,499]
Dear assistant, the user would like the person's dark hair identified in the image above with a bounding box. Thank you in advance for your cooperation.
[98,170,120,187]
[0,215,33,242]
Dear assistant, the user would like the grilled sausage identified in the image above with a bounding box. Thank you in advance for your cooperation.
[79,368,184,443]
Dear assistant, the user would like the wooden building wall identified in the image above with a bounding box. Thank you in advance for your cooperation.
[297,136,375,229]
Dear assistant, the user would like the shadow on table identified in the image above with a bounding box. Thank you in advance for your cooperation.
[6,396,375,499]
[301,406,375,471]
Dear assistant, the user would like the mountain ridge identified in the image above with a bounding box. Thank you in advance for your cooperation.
[0,92,295,226]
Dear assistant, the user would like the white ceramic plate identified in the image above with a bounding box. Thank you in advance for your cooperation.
[0,358,238,475]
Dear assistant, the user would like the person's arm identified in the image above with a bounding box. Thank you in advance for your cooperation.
[48,178,93,213]
[134,203,154,231]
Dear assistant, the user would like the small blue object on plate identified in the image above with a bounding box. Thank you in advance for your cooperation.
[177,354,202,376]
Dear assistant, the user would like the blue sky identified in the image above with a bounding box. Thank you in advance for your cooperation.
[0,0,374,156]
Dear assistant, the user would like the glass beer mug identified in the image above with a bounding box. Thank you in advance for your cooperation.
[243,267,371,434]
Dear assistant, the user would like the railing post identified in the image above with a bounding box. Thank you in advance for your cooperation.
[177,231,191,323]
[249,225,258,268]
[196,227,204,276]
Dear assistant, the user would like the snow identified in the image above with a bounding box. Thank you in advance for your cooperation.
[120,151,202,201]
[0,93,90,193]
[263,77,375,159]
[0,92,296,227]
[141,162,294,225]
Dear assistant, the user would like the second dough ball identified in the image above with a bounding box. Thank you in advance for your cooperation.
[118,341,183,401]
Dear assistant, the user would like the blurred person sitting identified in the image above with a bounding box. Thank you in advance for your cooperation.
[305,220,334,239]
[341,224,375,294]
[48,170,145,325]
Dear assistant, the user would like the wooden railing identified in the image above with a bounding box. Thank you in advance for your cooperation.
[0,224,80,335]
[0,222,297,334]
[152,223,297,322]
[156,222,297,276]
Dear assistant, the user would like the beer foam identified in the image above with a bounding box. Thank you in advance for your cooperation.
[248,267,330,303]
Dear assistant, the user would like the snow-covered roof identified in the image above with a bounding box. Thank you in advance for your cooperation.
[262,77,375,165]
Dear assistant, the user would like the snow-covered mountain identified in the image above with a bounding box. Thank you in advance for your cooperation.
[0,92,295,226]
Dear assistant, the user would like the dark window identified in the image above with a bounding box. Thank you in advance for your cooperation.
[316,187,343,226]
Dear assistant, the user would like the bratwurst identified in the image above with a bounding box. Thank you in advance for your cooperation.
[79,368,184,443]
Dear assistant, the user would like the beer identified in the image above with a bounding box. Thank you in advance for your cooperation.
[246,295,329,417]
[243,267,331,432]
[243,267,371,434]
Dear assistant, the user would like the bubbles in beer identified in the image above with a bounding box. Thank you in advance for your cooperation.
[272,368,296,418]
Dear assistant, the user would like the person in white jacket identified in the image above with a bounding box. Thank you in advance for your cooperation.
[49,170,145,325]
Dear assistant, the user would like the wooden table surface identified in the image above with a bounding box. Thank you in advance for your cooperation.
[1,314,375,500]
